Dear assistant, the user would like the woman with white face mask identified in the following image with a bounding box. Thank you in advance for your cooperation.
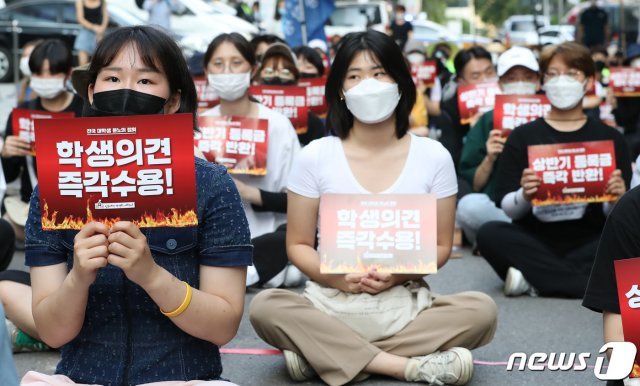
[201,33,302,288]
[1,39,83,242]
[249,30,497,386]
[17,39,43,105]
[457,46,541,247]
[477,42,631,299]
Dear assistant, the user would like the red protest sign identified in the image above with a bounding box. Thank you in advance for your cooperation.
[195,116,268,176]
[319,194,437,274]
[34,114,198,230]
[12,108,75,154]
[250,85,308,134]
[193,76,220,110]
[493,95,551,137]
[614,257,640,378]
[297,77,327,117]
[528,140,616,206]
[457,82,501,125]
[609,67,640,97]
[411,60,437,87]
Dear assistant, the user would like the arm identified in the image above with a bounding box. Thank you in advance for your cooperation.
[96,2,109,35]
[603,311,623,359]
[75,0,97,31]
[107,222,247,346]
[31,222,110,348]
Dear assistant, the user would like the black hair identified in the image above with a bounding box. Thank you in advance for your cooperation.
[85,26,197,128]
[293,46,325,76]
[29,39,73,75]
[250,34,285,55]
[325,30,415,139]
[453,46,492,80]
[204,33,256,68]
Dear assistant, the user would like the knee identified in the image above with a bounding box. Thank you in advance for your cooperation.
[460,292,498,334]
[249,289,289,328]
[476,221,507,251]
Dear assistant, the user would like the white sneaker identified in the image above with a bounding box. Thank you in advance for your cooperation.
[283,350,316,381]
[405,347,473,385]
[504,267,536,297]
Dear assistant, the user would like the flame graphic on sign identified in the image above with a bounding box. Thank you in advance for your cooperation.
[531,193,617,207]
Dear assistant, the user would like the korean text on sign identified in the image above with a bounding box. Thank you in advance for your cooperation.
[319,194,437,274]
[457,82,501,125]
[411,60,437,87]
[34,114,198,229]
[297,77,328,116]
[250,85,309,134]
[11,108,75,154]
[527,140,617,206]
[609,68,640,97]
[613,257,640,378]
[195,115,269,176]
[493,95,551,137]
[193,76,220,109]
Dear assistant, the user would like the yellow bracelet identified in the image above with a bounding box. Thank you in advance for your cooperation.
[160,281,193,317]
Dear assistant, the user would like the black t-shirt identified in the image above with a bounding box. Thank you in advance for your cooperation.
[583,184,640,314]
[493,117,632,254]
[2,94,84,202]
[390,21,413,50]
[580,6,608,46]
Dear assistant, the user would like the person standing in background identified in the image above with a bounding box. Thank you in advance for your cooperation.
[143,0,185,32]
[74,0,108,65]
[389,4,413,51]
[577,0,609,49]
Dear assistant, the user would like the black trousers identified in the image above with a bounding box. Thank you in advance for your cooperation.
[0,218,15,272]
[251,224,289,286]
[477,221,597,298]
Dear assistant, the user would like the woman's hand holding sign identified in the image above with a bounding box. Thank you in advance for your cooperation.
[606,169,626,202]
[359,269,396,295]
[1,135,31,157]
[107,221,158,288]
[521,168,542,202]
[71,222,110,288]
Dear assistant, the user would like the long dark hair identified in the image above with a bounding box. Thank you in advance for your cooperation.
[204,33,256,68]
[29,39,73,75]
[84,26,198,128]
[325,30,415,139]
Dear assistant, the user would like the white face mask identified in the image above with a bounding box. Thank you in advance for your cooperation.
[407,53,425,65]
[542,75,586,110]
[501,81,537,95]
[631,58,640,69]
[19,57,31,77]
[30,76,66,99]
[207,72,250,102]
[344,78,400,124]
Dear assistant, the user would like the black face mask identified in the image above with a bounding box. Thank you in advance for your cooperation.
[88,89,167,117]
[594,60,606,72]
[261,77,296,86]
[300,72,318,79]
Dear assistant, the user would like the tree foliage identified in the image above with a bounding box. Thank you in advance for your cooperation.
[423,0,447,24]
[475,0,534,27]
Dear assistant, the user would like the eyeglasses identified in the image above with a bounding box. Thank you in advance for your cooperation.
[261,67,293,78]
[544,70,584,81]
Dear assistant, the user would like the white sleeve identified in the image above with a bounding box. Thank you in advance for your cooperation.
[429,77,442,102]
[275,115,301,193]
[287,141,320,198]
[430,142,458,198]
[501,188,532,220]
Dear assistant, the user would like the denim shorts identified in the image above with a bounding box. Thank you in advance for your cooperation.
[73,28,97,54]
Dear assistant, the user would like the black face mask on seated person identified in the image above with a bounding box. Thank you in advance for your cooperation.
[300,72,319,79]
[261,77,297,86]
[87,89,167,116]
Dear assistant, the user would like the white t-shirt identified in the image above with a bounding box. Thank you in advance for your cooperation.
[288,135,457,198]
[202,103,301,238]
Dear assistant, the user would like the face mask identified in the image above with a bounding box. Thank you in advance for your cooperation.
[30,77,66,99]
[501,81,537,95]
[208,72,250,102]
[300,72,318,79]
[262,77,296,86]
[20,57,31,77]
[631,59,640,69]
[89,89,167,116]
[407,53,425,65]
[343,78,400,124]
[542,75,586,110]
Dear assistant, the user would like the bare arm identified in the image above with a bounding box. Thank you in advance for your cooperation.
[75,0,97,31]
[96,3,109,35]
[603,311,624,359]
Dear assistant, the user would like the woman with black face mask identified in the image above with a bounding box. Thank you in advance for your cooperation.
[293,45,325,78]
[21,26,252,386]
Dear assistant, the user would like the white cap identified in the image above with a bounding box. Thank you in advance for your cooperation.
[308,39,328,53]
[497,46,539,77]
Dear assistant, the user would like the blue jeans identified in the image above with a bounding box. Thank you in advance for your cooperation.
[456,193,511,244]
[1,304,19,386]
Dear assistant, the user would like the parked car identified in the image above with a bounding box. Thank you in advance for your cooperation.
[0,0,148,83]
[324,0,389,38]
[411,19,490,48]
[108,0,257,53]
[538,25,575,46]
[500,14,550,46]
